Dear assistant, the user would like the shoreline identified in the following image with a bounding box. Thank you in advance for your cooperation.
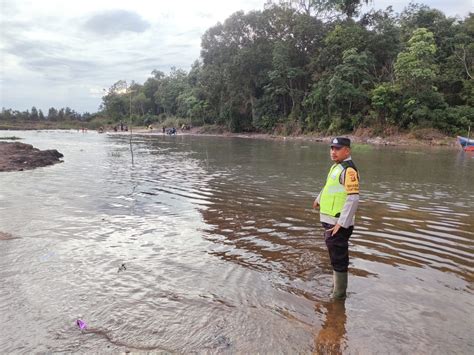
[125,126,460,149]
[1,125,461,149]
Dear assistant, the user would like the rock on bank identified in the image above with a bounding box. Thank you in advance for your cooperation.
[0,142,63,172]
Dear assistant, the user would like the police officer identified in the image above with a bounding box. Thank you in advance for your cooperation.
[313,137,360,299]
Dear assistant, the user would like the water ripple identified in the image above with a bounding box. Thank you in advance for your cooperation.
[0,131,472,354]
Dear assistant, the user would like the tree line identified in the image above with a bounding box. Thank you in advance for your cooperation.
[0,106,92,121]
[2,1,473,135]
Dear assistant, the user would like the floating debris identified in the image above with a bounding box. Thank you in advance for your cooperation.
[76,319,87,330]
[0,232,15,240]
[117,263,126,273]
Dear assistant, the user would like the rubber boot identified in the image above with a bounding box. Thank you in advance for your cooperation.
[332,271,348,299]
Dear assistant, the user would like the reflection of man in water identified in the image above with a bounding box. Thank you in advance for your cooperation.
[315,300,347,353]
[313,137,360,299]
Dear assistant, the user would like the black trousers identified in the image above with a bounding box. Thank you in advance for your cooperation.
[322,222,353,272]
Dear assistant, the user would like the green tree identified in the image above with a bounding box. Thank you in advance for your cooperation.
[154,67,189,115]
[101,80,130,120]
[395,28,438,92]
[449,14,474,83]
[30,106,39,120]
[327,48,372,130]
[48,107,58,121]
[370,83,402,124]
[265,0,371,18]
[361,8,401,82]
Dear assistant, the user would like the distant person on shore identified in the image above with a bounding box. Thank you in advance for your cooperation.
[162,126,166,134]
[313,137,360,299]
[165,127,176,135]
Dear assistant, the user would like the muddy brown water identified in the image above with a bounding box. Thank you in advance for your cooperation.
[0,130,472,353]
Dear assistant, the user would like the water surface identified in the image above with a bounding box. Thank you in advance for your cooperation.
[0,130,472,353]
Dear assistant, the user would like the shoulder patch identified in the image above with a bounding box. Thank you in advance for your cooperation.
[344,167,359,194]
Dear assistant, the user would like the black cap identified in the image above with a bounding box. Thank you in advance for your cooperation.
[330,137,351,148]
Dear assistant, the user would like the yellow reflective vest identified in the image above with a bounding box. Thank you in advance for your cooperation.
[320,161,358,217]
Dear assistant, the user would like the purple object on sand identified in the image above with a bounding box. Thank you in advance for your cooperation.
[76,319,87,330]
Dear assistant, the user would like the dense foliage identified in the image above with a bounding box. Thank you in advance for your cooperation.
[2,1,473,135]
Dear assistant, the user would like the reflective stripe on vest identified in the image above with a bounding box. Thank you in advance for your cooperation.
[320,163,347,217]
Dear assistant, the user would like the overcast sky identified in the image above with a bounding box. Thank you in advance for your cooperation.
[0,0,472,113]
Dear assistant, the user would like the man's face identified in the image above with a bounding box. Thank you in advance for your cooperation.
[330,146,350,162]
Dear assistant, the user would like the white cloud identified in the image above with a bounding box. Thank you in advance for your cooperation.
[0,0,265,112]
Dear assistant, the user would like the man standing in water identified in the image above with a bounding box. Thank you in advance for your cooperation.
[313,137,360,299]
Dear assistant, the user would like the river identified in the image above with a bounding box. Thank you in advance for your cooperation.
[0,130,472,353]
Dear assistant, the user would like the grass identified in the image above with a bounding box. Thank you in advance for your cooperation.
[0,136,22,140]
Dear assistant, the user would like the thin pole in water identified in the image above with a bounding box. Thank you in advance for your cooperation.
[129,86,134,165]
